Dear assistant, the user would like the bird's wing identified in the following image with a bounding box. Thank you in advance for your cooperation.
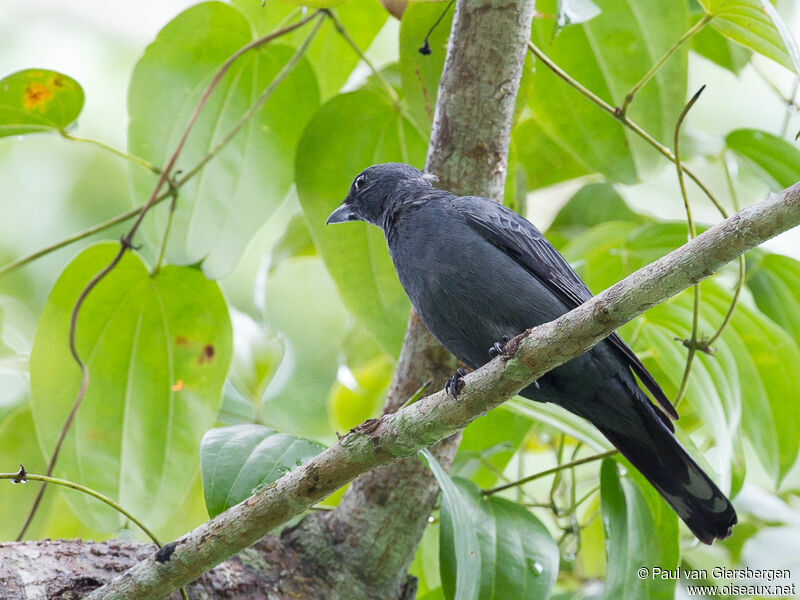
[454,196,678,421]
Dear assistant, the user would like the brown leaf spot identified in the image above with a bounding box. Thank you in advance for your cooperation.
[175,335,189,346]
[199,344,215,364]
[23,83,53,111]
[171,379,184,392]
[51,75,64,88]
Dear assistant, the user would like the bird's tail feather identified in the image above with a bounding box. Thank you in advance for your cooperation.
[595,393,737,544]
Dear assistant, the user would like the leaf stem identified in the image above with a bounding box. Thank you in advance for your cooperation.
[619,15,711,117]
[672,86,705,407]
[326,9,404,112]
[59,130,162,174]
[481,449,617,496]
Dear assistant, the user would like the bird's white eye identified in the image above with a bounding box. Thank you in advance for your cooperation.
[354,174,367,191]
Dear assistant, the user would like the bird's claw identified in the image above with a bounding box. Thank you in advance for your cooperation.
[445,368,466,399]
[488,336,511,358]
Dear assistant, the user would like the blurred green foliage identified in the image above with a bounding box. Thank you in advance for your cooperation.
[1,1,800,598]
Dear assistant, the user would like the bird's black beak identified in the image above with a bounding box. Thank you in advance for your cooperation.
[326,203,358,225]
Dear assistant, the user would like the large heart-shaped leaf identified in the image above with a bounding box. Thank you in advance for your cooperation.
[128,1,320,278]
[0,69,84,137]
[519,0,689,187]
[200,424,325,517]
[424,450,559,600]
[30,243,231,532]
[296,90,426,355]
[601,459,680,600]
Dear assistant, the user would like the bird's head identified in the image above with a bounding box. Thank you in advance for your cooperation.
[326,163,435,228]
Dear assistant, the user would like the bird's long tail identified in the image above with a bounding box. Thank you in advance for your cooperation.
[590,386,737,544]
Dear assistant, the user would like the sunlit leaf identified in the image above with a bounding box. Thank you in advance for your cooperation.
[327,354,393,431]
[30,243,231,532]
[0,69,84,137]
[296,90,426,355]
[128,1,320,278]
[601,459,680,600]
[726,128,800,188]
[556,0,601,29]
[200,424,325,517]
[699,0,793,70]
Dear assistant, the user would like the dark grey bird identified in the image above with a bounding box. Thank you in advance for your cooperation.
[326,163,737,544]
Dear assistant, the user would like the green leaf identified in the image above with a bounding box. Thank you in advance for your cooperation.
[296,90,426,355]
[233,0,389,100]
[726,128,800,188]
[30,243,232,532]
[600,459,680,600]
[270,213,317,273]
[128,1,320,278]
[425,450,559,600]
[453,407,533,488]
[399,3,453,136]
[699,0,794,70]
[506,398,612,451]
[261,256,350,439]
[548,183,646,237]
[691,16,751,74]
[200,424,325,517]
[747,252,800,342]
[228,309,284,411]
[327,354,393,431]
[521,0,689,187]
[0,69,84,137]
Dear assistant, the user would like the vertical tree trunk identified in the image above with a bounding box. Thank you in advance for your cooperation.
[283,1,536,597]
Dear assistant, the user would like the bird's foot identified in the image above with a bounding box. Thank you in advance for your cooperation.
[488,336,511,358]
[444,368,467,399]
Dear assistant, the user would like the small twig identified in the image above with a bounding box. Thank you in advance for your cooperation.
[326,9,403,111]
[481,449,617,496]
[418,0,455,56]
[527,41,727,216]
[15,10,325,541]
[59,130,162,175]
[672,86,706,407]
[5,469,191,600]
[619,15,711,117]
[4,469,161,545]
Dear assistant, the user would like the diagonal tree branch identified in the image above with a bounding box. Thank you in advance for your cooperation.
[84,182,800,600]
